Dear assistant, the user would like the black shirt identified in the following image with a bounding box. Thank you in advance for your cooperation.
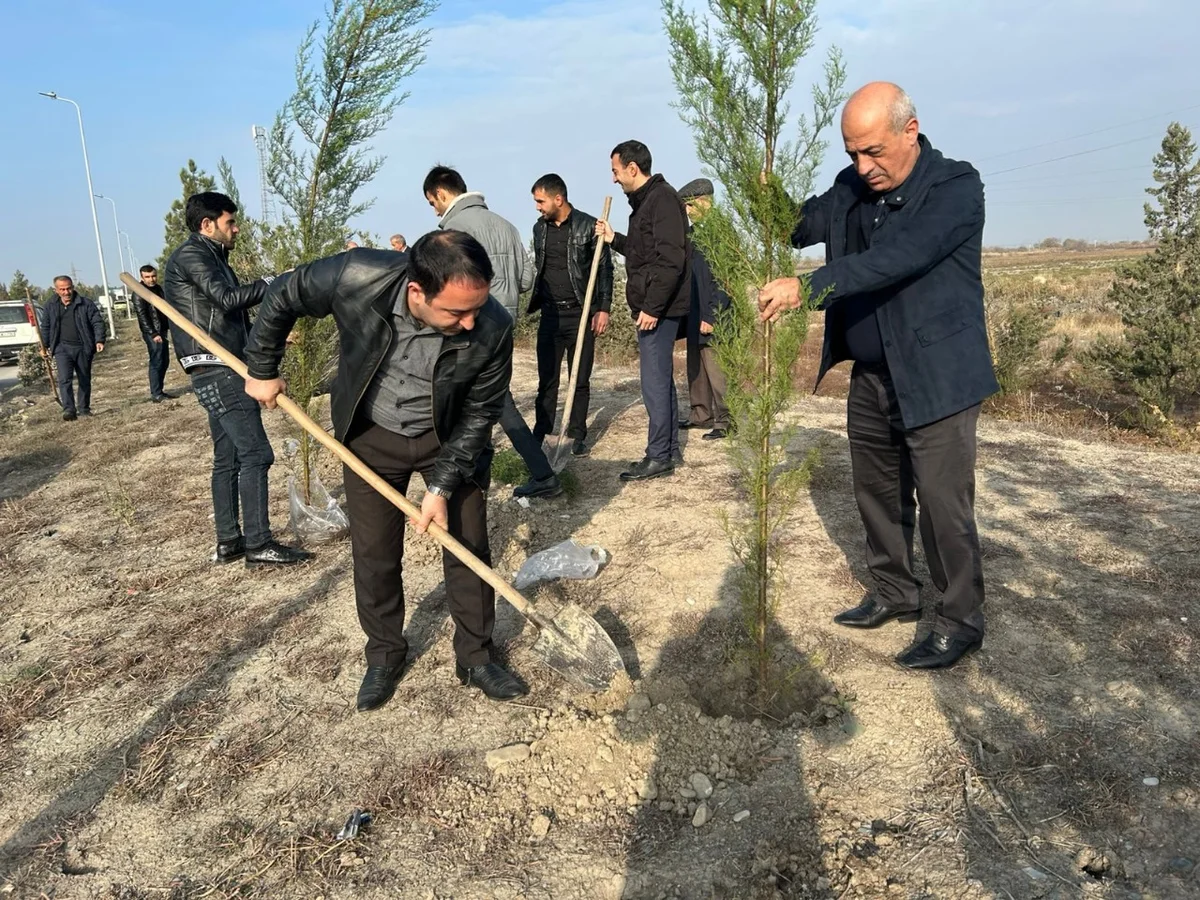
[839,195,885,364]
[58,297,81,345]
[536,211,576,308]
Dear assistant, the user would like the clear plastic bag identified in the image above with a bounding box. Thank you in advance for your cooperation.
[513,539,609,591]
[288,471,350,545]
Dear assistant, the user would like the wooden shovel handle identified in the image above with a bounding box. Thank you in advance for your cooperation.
[119,272,547,626]
[554,196,613,458]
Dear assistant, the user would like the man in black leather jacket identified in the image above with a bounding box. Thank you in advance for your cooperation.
[163,191,311,569]
[133,264,174,402]
[243,230,528,710]
[529,174,613,456]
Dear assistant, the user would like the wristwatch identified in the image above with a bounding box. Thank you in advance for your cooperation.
[426,485,451,498]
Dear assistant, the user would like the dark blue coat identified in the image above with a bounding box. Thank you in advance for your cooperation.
[686,239,732,347]
[39,293,106,353]
[796,136,998,429]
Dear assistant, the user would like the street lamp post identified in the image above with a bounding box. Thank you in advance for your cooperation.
[121,231,137,274]
[38,91,116,337]
[95,194,131,318]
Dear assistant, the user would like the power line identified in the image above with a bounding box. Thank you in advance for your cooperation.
[991,195,1147,207]
[974,101,1200,163]
[986,163,1149,187]
[983,133,1163,177]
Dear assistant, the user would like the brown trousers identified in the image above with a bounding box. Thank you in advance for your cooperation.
[685,340,729,429]
[343,422,495,668]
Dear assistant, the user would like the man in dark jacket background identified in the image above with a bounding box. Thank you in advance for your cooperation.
[164,191,310,569]
[677,178,731,441]
[243,231,527,711]
[38,275,105,421]
[597,140,690,481]
[529,173,614,457]
[759,82,998,670]
[133,264,174,402]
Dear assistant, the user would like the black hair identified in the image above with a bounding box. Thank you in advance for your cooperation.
[610,140,652,175]
[531,173,568,201]
[407,230,493,297]
[139,264,156,275]
[185,191,238,233]
[422,165,468,198]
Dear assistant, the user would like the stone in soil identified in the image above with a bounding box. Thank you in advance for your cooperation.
[733,810,750,823]
[692,802,711,827]
[530,814,551,839]
[486,743,531,770]
[690,772,714,799]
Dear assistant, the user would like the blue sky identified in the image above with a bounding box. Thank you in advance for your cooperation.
[2,0,1198,292]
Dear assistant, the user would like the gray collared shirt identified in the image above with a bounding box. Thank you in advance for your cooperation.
[363,279,443,437]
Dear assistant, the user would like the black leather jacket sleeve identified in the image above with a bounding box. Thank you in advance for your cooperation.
[244,258,345,380]
[429,321,512,494]
[134,298,156,340]
[594,241,614,314]
[177,239,269,312]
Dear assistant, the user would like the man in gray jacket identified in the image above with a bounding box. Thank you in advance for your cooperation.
[424,166,561,499]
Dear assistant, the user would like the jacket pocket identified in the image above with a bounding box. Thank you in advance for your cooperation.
[914,310,972,348]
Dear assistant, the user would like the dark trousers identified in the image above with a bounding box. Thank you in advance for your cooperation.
[637,315,682,461]
[534,306,595,442]
[54,343,93,415]
[498,392,555,481]
[846,363,985,640]
[192,368,275,548]
[144,335,171,398]
[343,422,495,668]
[685,338,729,429]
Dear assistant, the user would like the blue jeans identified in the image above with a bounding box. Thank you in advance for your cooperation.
[191,367,275,548]
[636,316,682,461]
[54,343,94,415]
[144,335,171,398]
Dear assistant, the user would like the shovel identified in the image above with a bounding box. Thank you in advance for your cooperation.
[551,196,612,469]
[120,272,626,693]
[24,290,61,407]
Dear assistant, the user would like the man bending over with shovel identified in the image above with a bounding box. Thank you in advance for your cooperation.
[242,230,527,711]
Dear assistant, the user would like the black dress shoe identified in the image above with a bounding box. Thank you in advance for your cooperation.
[702,428,728,441]
[357,665,405,711]
[455,662,527,701]
[214,537,246,564]
[513,474,563,499]
[620,457,675,481]
[895,631,982,670]
[570,439,590,457]
[62,411,77,422]
[245,540,314,567]
[833,596,920,629]
[678,420,711,430]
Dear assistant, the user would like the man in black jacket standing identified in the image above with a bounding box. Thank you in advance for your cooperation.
[529,173,613,457]
[243,231,527,710]
[759,82,998,670]
[677,178,731,441]
[38,276,105,421]
[133,264,174,402]
[164,191,310,569]
[597,140,690,481]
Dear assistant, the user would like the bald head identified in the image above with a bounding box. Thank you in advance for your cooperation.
[841,82,921,193]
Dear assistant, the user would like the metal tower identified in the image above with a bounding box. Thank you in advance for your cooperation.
[252,125,276,225]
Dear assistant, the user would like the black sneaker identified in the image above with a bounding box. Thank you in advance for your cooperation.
[513,474,563,499]
[245,540,314,568]
[214,537,246,564]
[570,439,590,457]
[620,457,675,481]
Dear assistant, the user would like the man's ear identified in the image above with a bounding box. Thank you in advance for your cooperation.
[408,281,427,306]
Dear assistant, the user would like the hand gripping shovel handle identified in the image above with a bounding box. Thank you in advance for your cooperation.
[119,272,550,629]
[25,295,61,406]
[553,196,612,465]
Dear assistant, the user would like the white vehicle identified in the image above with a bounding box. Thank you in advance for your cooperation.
[0,300,43,364]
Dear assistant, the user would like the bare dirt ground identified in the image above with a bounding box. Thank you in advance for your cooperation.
[1,336,1197,900]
